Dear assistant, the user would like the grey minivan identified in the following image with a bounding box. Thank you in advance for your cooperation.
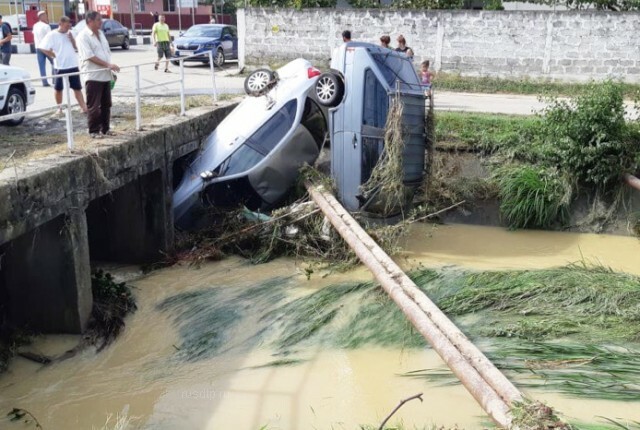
[313,42,427,214]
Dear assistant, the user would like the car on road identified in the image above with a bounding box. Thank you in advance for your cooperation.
[72,18,130,50]
[0,65,36,126]
[172,24,237,67]
[321,42,427,214]
[172,59,329,229]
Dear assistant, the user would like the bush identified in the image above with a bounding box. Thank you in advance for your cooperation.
[541,81,640,191]
[495,165,572,229]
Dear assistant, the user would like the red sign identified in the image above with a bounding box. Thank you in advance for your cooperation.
[96,4,111,17]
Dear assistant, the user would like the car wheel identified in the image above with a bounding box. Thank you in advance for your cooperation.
[0,87,26,126]
[315,72,344,107]
[244,69,275,96]
[213,48,225,67]
[122,36,130,50]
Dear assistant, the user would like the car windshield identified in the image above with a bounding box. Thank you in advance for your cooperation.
[182,26,221,38]
[370,52,420,91]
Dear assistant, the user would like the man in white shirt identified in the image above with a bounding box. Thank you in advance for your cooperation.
[33,11,53,87]
[40,16,88,115]
[77,11,120,138]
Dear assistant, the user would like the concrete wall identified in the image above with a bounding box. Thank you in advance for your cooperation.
[238,8,640,83]
[0,103,235,333]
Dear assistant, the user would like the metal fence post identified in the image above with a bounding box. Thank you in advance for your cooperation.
[208,50,218,103]
[134,65,142,131]
[179,59,186,116]
[64,75,74,151]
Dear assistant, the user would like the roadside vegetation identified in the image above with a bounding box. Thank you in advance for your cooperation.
[432,81,640,230]
[434,73,640,98]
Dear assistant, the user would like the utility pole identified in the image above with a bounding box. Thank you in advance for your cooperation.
[177,0,182,33]
[129,0,136,35]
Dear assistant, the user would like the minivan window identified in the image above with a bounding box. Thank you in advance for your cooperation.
[362,68,389,129]
[371,52,420,90]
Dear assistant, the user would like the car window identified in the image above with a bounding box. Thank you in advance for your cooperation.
[103,20,113,31]
[371,52,420,90]
[219,145,264,176]
[183,26,222,38]
[301,98,326,148]
[229,27,237,38]
[221,28,229,37]
[246,99,298,155]
[219,99,298,176]
[362,68,389,129]
[112,21,122,29]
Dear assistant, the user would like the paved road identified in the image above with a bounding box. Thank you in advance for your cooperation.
[8,46,639,119]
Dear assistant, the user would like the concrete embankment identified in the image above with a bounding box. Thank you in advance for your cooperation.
[0,104,234,334]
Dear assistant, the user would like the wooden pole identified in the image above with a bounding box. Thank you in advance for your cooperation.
[306,183,523,428]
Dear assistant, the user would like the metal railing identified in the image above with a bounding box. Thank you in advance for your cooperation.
[1,50,219,151]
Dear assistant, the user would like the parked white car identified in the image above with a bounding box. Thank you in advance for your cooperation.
[0,65,36,126]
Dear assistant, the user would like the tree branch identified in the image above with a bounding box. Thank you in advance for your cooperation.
[378,393,424,430]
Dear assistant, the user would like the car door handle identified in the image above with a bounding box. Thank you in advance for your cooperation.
[352,133,357,149]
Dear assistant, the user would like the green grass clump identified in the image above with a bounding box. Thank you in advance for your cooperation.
[494,165,572,229]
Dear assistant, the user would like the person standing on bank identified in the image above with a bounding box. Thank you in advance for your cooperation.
[152,14,171,72]
[0,15,13,65]
[395,35,414,60]
[34,11,54,86]
[77,11,120,138]
[40,16,88,116]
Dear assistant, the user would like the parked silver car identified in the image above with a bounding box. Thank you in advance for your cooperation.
[173,59,328,228]
[313,42,427,214]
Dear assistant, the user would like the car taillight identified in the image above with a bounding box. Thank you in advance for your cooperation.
[307,67,322,79]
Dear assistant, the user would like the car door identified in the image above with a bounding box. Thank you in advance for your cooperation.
[112,20,126,43]
[102,20,116,46]
[220,27,233,59]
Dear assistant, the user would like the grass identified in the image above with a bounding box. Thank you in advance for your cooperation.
[434,73,640,98]
[494,165,572,229]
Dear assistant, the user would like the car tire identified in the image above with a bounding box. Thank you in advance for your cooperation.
[122,36,130,50]
[244,69,275,97]
[213,48,225,67]
[0,87,26,126]
[315,72,344,107]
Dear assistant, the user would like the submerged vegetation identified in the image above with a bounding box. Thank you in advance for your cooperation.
[434,81,640,229]
[158,263,640,404]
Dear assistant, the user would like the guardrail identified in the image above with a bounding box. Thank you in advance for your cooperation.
[1,50,219,151]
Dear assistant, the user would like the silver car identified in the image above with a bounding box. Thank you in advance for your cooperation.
[173,59,328,229]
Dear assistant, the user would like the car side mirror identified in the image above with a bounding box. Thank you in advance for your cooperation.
[223,34,231,40]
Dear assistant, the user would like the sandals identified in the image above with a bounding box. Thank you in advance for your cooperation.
[164,69,171,73]
[154,63,159,71]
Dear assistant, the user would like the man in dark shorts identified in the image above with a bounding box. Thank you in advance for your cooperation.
[39,16,88,115]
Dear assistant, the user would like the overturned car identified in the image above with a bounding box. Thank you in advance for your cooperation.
[173,59,339,229]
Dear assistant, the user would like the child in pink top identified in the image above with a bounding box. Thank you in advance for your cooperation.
[420,60,434,96]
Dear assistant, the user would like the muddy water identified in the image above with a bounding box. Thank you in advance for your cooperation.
[1,224,639,429]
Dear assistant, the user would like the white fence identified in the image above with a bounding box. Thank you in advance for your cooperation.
[1,50,219,150]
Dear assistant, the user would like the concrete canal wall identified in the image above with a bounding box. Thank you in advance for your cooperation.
[0,104,234,334]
